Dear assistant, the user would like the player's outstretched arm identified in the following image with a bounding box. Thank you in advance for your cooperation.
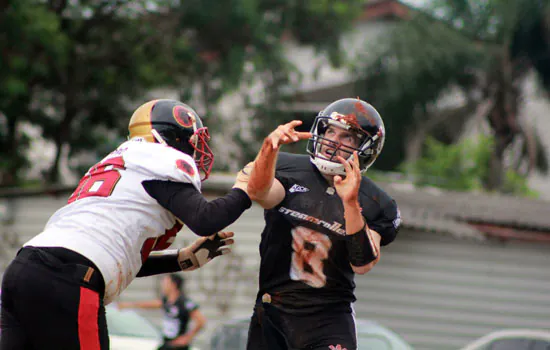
[247,120,311,209]
[334,152,381,275]
[143,180,251,237]
[136,232,234,277]
[117,299,162,310]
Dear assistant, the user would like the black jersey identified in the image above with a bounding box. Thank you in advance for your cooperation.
[161,295,199,341]
[257,152,400,314]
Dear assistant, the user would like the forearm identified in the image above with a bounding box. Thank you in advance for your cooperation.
[343,200,378,267]
[137,242,219,277]
[136,250,180,277]
[184,322,204,340]
[143,180,251,237]
[118,300,161,309]
[343,199,365,234]
[183,188,251,236]
[247,137,279,201]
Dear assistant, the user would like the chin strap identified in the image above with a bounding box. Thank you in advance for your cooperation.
[151,129,168,146]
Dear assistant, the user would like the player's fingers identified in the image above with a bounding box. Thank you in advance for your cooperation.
[286,120,303,128]
[279,126,300,142]
[218,231,234,239]
[216,247,232,255]
[296,131,312,140]
[337,155,352,173]
[272,138,278,149]
[221,238,235,246]
[351,151,360,171]
[334,175,342,185]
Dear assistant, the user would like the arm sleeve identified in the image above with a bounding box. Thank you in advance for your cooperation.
[367,199,401,246]
[142,180,252,236]
[136,251,180,277]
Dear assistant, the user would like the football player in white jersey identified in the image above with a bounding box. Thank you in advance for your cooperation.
[0,99,252,350]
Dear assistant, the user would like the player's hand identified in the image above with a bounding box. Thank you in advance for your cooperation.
[334,151,361,204]
[232,162,253,193]
[179,231,234,270]
[267,120,312,149]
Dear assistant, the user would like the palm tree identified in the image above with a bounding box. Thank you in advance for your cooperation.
[358,0,550,191]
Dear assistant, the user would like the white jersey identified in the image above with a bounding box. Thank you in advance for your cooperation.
[25,139,201,304]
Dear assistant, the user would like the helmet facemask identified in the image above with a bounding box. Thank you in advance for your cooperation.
[307,116,382,176]
[189,127,213,181]
[151,123,214,181]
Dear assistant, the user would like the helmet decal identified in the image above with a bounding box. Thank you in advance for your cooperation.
[329,111,361,129]
[173,105,195,128]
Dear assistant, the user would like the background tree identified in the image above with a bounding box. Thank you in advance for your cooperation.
[0,0,68,186]
[356,0,550,192]
[0,0,363,185]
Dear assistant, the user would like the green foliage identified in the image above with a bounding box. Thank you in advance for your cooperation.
[0,0,68,186]
[0,0,363,185]
[405,135,538,197]
[355,0,550,192]
[502,170,539,198]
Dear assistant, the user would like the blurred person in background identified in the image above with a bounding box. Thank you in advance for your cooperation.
[239,98,401,350]
[119,274,205,350]
[0,99,250,349]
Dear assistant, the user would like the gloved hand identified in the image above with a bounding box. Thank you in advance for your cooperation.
[177,231,235,271]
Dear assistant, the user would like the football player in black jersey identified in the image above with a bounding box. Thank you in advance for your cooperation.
[240,98,401,350]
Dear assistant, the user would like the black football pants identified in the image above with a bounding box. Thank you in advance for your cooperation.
[246,299,357,350]
[1,246,108,350]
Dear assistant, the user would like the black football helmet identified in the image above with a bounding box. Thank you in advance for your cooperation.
[307,98,385,175]
[128,99,214,181]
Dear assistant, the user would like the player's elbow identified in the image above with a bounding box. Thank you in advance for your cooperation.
[352,263,374,275]
[351,255,380,275]
[248,180,285,209]
[246,183,268,202]
[187,223,218,237]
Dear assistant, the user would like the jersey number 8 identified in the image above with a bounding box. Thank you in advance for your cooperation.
[290,226,332,288]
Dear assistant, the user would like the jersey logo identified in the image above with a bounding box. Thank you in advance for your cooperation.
[393,208,402,229]
[289,184,310,193]
[176,159,196,176]
[279,207,346,236]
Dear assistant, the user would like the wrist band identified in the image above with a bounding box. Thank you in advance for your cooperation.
[345,224,378,266]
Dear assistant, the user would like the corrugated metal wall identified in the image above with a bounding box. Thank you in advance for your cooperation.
[353,229,550,349]
[1,196,549,350]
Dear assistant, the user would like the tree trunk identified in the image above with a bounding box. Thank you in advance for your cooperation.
[47,100,75,184]
[486,136,507,191]
[404,102,480,166]
[47,118,71,184]
[0,114,18,187]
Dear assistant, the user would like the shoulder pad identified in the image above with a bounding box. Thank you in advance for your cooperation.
[359,176,394,209]
[276,152,312,172]
[118,140,201,191]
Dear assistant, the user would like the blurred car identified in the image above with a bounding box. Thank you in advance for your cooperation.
[106,305,201,350]
[460,329,550,350]
[209,316,414,350]
[106,305,162,350]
